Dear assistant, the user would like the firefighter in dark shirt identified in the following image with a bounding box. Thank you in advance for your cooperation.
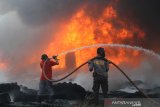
[88,47,110,102]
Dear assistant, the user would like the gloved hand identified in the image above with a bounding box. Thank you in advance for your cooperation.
[52,55,59,61]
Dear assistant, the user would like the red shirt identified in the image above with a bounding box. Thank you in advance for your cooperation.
[40,59,59,80]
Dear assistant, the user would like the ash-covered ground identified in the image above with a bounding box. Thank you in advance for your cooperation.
[0,80,159,107]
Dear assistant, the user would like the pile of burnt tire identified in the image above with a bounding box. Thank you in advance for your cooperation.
[38,82,86,102]
[0,83,37,104]
[53,82,86,100]
[0,82,86,106]
[0,83,18,104]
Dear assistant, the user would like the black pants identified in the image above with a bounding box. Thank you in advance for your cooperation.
[92,73,108,100]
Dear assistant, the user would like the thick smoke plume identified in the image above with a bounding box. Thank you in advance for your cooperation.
[0,0,160,90]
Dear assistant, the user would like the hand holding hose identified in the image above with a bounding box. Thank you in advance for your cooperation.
[52,55,59,63]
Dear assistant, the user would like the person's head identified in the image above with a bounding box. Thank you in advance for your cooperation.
[41,54,48,61]
[97,47,106,57]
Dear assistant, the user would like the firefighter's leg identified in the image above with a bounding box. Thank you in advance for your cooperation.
[37,80,46,102]
[46,81,54,102]
[101,78,108,98]
[92,77,100,102]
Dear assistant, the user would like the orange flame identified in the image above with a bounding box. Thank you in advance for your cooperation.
[46,4,145,69]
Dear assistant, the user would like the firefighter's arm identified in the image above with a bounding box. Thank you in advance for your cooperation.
[50,58,59,66]
[106,60,111,71]
[88,61,93,72]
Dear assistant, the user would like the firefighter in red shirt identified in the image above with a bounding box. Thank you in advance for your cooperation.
[37,54,59,102]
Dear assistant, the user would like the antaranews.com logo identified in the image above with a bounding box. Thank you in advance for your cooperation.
[111,100,141,106]
[104,98,160,107]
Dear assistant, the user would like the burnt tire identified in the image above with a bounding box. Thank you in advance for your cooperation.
[53,82,86,100]
[0,93,10,104]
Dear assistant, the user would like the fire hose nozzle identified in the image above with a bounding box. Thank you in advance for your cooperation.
[52,55,59,60]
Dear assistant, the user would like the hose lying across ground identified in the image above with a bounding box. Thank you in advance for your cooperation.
[43,58,159,104]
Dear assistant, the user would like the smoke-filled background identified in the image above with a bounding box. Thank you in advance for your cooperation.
[0,0,160,91]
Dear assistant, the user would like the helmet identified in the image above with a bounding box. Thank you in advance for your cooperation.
[41,54,48,61]
[97,47,105,57]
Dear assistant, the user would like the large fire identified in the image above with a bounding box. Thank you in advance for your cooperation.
[46,4,145,69]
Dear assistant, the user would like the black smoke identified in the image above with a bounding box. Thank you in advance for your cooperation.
[0,0,109,26]
[116,0,160,52]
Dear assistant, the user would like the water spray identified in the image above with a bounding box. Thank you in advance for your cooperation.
[58,44,160,60]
